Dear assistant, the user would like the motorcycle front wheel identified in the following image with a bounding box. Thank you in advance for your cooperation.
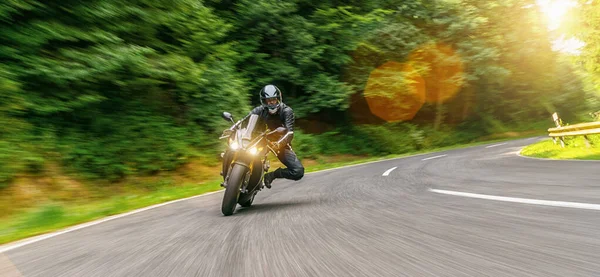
[221,164,246,216]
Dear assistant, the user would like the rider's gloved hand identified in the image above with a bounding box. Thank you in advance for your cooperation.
[221,129,233,137]
[271,141,280,151]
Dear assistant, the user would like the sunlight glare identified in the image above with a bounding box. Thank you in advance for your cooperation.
[552,34,585,55]
[537,0,585,55]
[537,0,578,30]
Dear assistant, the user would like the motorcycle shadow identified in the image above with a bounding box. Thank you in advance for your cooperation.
[234,200,315,215]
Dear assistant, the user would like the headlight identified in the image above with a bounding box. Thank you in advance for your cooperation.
[230,141,240,150]
[248,147,258,155]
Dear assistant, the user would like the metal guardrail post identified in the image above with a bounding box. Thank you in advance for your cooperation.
[552,112,565,148]
[548,113,600,147]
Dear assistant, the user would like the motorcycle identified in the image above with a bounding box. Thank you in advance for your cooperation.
[218,111,291,216]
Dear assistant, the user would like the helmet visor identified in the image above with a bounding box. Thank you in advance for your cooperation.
[261,96,280,109]
[265,97,279,108]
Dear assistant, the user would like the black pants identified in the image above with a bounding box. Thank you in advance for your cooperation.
[222,147,304,181]
[271,147,304,181]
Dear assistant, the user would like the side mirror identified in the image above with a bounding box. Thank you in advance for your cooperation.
[222,112,234,123]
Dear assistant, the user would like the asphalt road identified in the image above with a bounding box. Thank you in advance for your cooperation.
[3,137,600,277]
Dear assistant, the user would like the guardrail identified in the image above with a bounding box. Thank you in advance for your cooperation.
[548,112,600,148]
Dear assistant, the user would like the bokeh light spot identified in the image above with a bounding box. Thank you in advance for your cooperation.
[407,43,465,104]
[364,61,426,122]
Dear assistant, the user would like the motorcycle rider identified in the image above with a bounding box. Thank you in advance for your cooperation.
[222,84,304,189]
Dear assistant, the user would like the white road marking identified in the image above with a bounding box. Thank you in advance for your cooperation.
[422,154,447,161]
[382,167,398,176]
[305,152,437,175]
[485,143,508,148]
[429,189,600,211]
[0,190,225,253]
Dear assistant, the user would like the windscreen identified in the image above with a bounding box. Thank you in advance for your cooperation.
[242,114,259,141]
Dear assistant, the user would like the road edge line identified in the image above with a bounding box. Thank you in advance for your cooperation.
[1,137,537,252]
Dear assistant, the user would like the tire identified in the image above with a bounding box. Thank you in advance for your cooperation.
[239,192,256,207]
[222,164,246,216]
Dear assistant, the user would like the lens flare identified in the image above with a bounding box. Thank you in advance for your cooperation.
[352,43,465,123]
[407,43,465,104]
[363,61,426,122]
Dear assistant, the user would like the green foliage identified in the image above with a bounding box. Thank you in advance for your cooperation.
[0,66,31,186]
[0,141,23,187]
[59,112,191,180]
[208,1,388,116]
[563,1,600,117]
[298,124,423,156]
[354,124,419,154]
[0,0,249,182]
[18,204,66,230]
[0,0,593,185]
[293,121,497,159]
[291,130,321,160]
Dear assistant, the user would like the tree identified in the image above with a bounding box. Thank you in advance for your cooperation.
[207,0,388,117]
[564,0,600,119]
[0,0,249,180]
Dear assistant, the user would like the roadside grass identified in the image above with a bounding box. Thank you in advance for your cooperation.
[520,135,600,160]
[0,131,544,245]
[0,181,222,245]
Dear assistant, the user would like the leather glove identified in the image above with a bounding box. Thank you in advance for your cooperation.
[271,141,280,151]
[221,129,233,137]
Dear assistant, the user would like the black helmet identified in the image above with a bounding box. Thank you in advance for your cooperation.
[259,84,282,114]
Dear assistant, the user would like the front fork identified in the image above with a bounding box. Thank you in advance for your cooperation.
[221,151,270,193]
[221,152,253,189]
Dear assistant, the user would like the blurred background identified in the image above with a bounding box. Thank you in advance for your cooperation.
[0,0,598,242]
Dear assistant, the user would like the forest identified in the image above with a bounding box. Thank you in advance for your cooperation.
[0,0,597,187]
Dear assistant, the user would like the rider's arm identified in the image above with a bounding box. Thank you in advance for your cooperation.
[280,107,295,145]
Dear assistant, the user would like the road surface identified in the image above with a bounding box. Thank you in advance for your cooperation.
[2,137,600,276]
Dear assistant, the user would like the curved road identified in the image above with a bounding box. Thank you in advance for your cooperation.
[3,137,600,276]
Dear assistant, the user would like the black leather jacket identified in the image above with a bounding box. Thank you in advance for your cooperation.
[250,103,295,145]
